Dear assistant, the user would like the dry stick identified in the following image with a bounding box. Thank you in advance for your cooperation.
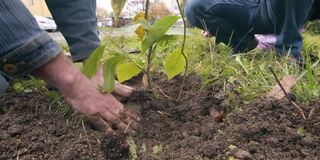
[81,121,92,149]
[124,120,132,134]
[152,85,174,100]
[176,0,189,101]
[268,66,306,120]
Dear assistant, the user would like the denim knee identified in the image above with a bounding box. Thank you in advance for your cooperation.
[185,0,209,29]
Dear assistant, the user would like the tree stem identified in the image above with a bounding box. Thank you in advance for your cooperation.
[176,0,189,101]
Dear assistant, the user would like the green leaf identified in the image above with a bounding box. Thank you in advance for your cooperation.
[135,18,151,30]
[297,127,305,136]
[235,55,249,74]
[157,35,177,47]
[126,136,138,160]
[164,48,186,80]
[103,55,127,93]
[13,82,24,92]
[142,16,180,53]
[117,62,142,82]
[83,45,106,78]
[111,0,127,24]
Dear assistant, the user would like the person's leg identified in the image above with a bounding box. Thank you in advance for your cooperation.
[0,74,9,94]
[45,0,100,62]
[0,0,62,76]
[185,0,258,52]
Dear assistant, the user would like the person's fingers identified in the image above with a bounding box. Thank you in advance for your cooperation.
[121,115,141,131]
[113,82,134,97]
[123,108,140,122]
[99,110,135,134]
[88,115,114,134]
[105,94,125,113]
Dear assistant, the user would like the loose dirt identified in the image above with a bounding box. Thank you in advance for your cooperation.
[1,74,320,160]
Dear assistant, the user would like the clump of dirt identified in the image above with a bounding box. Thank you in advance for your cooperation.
[101,134,129,160]
[0,92,106,160]
[122,74,320,160]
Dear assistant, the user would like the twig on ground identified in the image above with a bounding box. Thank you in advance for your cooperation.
[308,108,316,119]
[16,150,20,160]
[81,121,92,149]
[268,66,306,120]
[151,85,173,100]
[124,120,132,134]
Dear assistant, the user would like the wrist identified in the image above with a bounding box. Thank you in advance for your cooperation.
[33,53,93,98]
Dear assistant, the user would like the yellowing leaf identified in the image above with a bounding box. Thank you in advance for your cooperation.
[297,127,305,136]
[142,16,180,53]
[133,12,145,22]
[135,25,145,41]
[83,45,106,78]
[164,48,186,80]
[103,55,127,93]
[117,62,142,82]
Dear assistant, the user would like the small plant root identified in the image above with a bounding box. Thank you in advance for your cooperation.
[268,66,306,120]
[151,85,173,100]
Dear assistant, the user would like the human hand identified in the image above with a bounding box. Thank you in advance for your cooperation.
[90,66,134,97]
[34,54,140,134]
[201,30,213,38]
[66,85,140,134]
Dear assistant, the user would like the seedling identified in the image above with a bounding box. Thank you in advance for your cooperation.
[83,0,188,97]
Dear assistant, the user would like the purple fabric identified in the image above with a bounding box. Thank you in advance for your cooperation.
[255,34,276,50]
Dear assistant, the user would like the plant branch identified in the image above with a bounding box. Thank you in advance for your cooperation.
[146,45,154,88]
[268,66,306,120]
[144,0,150,19]
[176,0,189,101]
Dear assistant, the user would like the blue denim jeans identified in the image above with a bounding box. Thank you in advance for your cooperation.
[185,0,313,59]
[186,0,274,53]
[0,0,99,93]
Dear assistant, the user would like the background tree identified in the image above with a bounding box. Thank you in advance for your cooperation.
[96,7,108,21]
[150,2,171,19]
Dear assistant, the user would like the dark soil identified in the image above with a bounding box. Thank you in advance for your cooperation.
[0,92,128,160]
[124,74,320,160]
[1,74,320,160]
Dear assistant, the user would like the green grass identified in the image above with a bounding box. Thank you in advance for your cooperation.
[12,28,320,119]
[100,28,320,105]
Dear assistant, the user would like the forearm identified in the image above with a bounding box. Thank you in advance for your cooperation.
[33,53,93,99]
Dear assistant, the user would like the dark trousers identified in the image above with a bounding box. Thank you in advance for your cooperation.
[185,0,274,52]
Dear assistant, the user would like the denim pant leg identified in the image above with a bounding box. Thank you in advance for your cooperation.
[0,74,9,94]
[185,0,259,52]
[0,0,62,75]
[46,0,100,62]
[0,0,62,93]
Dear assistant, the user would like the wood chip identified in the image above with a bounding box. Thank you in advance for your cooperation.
[267,75,296,99]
